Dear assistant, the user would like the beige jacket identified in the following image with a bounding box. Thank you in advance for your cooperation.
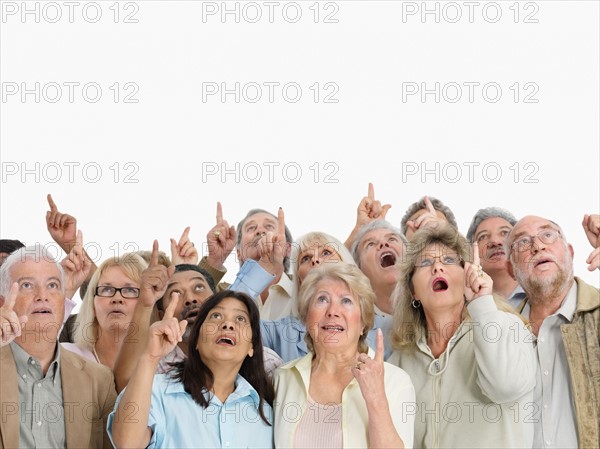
[0,345,117,449]
[519,277,600,448]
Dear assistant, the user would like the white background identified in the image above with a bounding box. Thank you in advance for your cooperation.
[1,1,599,308]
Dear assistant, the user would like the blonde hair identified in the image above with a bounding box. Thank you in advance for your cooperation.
[291,231,356,296]
[391,225,527,349]
[298,263,375,354]
[73,253,149,351]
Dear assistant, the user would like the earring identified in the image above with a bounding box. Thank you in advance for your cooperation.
[411,298,421,309]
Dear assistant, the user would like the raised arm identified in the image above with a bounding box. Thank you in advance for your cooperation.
[353,330,406,449]
[113,241,175,392]
[345,183,391,249]
[110,292,186,448]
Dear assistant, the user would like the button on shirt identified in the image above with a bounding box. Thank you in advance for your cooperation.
[10,342,65,449]
[107,373,274,449]
[521,283,579,449]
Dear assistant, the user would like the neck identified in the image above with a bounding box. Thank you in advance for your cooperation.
[15,336,57,375]
[95,327,127,369]
[489,270,519,299]
[423,304,464,358]
[372,283,394,314]
[205,362,241,403]
[311,345,358,374]
[527,279,574,336]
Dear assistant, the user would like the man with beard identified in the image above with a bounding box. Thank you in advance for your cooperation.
[506,215,600,449]
[466,207,526,307]
[351,220,407,359]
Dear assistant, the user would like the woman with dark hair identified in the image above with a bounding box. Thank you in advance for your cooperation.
[108,290,274,449]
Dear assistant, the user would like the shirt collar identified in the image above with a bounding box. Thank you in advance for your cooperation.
[521,282,578,322]
[10,341,61,381]
[274,272,294,297]
[164,373,259,405]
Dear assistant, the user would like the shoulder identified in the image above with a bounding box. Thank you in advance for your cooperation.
[383,361,413,385]
[575,277,600,311]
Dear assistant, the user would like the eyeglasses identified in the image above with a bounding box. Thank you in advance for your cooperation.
[415,254,462,268]
[510,229,561,253]
[95,286,140,299]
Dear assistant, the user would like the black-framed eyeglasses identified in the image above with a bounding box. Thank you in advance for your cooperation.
[415,254,462,268]
[95,286,140,299]
[510,229,561,253]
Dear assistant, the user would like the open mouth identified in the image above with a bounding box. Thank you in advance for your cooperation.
[322,324,344,332]
[534,258,553,268]
[380,251,397,268]
[432,278,449,292]
[32,310,52,314]
[487,249,505,259]
[216,336,236,346]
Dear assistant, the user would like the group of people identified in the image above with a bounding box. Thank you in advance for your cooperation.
[0,186,598,448]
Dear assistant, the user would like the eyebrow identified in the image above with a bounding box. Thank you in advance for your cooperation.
[167,276,207,289]
[16,276,61,284]
[212,305,250,316]
[475,226,512,238]
[511,224,558,241]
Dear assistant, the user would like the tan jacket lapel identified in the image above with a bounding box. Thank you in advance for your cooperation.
[0,346,20,449]
[61,350,92,449]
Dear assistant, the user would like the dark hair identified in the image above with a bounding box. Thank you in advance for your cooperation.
[156,265,216,311]
[236,208,293,273]
[0,239,25,254]
[170,290,274,425]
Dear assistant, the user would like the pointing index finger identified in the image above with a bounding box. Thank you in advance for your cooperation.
[47,194,58,212]
[472,242,481,267]
[164,292,180,320]
[424,196,435,214]
[374,328,384,363]
[2,283,19,311]
[150,240,159,266]
[216,202,223,225]
[277,207,285,237]
[367,182,374,200]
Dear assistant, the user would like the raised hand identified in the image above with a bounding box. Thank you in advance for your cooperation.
[140,241,176,308]
[406,196,445,235]
[170,226,198,266]
[464,242,493,300]
[257,207,288,276]
[61,230,92,298]
[352,329,386,400]
[145,291,187,360]
[206,202,237,269]
[0,283,28,347]
[357,183,392,226]
[46,194,78,252]
[582,214,600,271]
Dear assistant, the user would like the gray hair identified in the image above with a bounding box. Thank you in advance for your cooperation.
[236,208,293,273]
[400,196,458,235]
[350,220,407,268]
[466,207,517,242]
[0,245,65,296]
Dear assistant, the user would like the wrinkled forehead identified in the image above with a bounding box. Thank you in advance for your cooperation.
[510,216,558,240]
[242,212,277,229]
[477,216,513,234]
[169,269,209,286]
[10,257,61,280]
[360,228,401,247]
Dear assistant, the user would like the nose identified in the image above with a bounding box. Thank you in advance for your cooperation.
[432,259,446,274]
[221,321,234,331]
[378,240,390,249]
[530,236,546,253]
[35,286,50,302]
[311,249,320,266]
[184,294,198,307]
[111,291,124,304]
[326,302,340,318]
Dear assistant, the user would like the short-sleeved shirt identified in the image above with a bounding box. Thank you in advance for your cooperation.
[107,373,274,449]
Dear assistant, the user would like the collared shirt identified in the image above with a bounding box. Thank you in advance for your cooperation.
[10,342,65,449]
[273,350,415,449]
[256,272,295,320]
[507,285,527,309]
[107,373,274,449]
[521,283,579,449]
[261,315,308,363]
